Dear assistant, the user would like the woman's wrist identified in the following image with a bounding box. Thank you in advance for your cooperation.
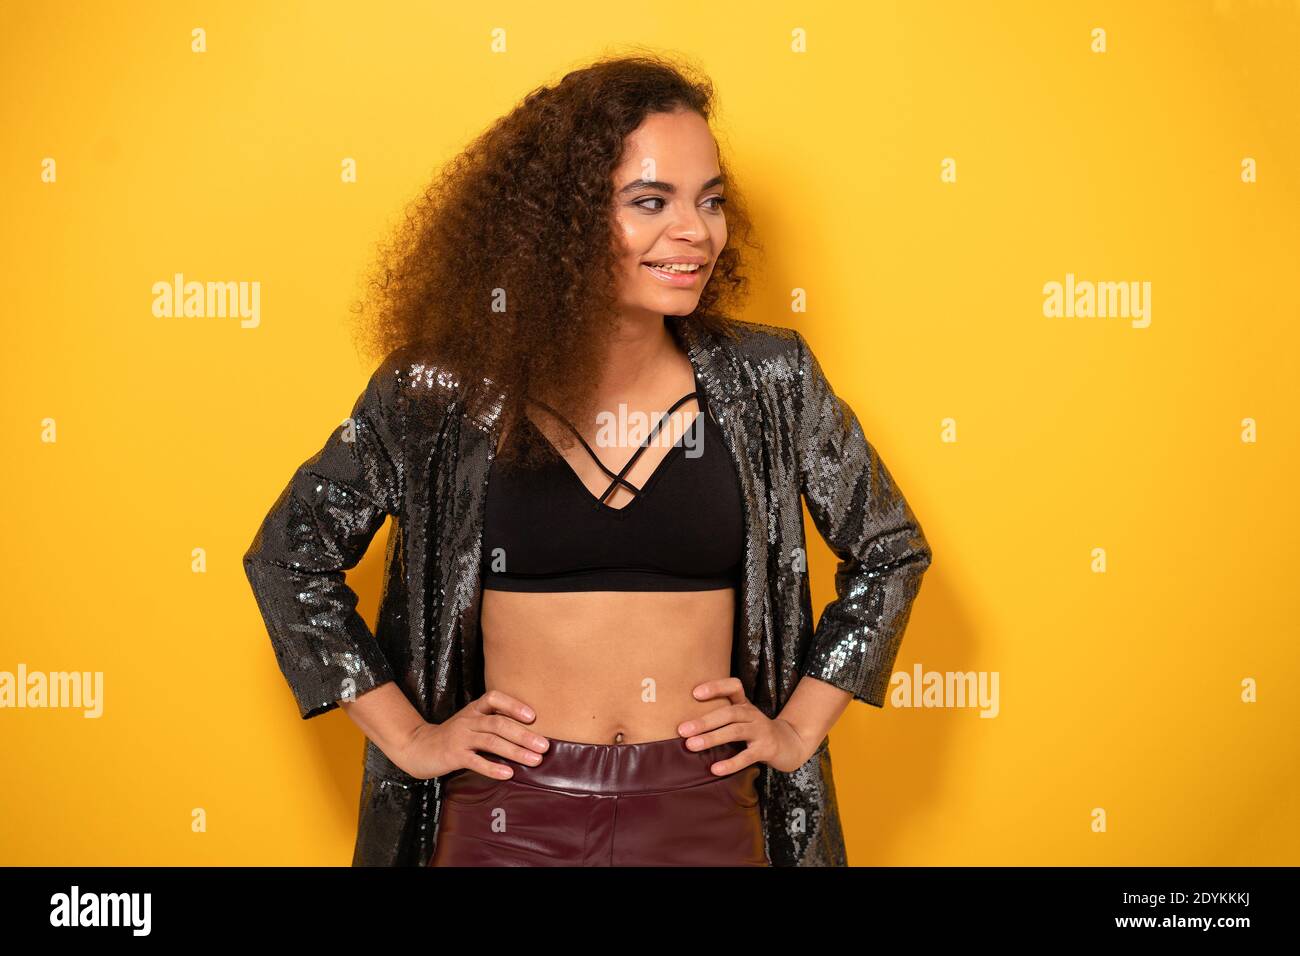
[390,720,441,778]
[771,717,813,768]
[339,682,433,774]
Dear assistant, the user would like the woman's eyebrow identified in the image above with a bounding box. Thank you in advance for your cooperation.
[618,174,725,196]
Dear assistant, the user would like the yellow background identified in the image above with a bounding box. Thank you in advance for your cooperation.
[2,0,1296,865]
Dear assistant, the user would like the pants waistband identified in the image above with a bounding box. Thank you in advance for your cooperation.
[471,734,747,795]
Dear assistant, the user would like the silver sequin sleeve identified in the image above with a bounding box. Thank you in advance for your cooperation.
[793,330,933,707]
[242,352,408,719]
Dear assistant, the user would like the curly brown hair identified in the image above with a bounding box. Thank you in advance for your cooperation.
[351,49,762,468]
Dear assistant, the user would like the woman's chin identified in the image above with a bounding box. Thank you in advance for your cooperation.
[644,293,704,316]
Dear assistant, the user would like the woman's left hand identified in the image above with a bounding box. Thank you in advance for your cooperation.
[679,677,810,774]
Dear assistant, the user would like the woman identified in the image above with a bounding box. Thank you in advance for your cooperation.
[243,53,933,867]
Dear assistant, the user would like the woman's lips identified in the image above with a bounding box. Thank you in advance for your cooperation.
[642,263,703,287]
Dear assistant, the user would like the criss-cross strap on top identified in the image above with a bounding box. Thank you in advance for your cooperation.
[524,389,703,509]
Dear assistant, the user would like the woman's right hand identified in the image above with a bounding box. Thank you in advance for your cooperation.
[393,690,550,781]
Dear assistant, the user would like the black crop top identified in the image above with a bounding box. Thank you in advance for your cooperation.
[480,371,744,592]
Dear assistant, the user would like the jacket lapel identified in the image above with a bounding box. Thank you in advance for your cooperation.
[671,320,774,713]
[446,383,505,710]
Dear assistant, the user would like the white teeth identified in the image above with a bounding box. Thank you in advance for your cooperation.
[645,262,701,273]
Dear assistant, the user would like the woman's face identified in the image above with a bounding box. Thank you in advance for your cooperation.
[611,109,728,320]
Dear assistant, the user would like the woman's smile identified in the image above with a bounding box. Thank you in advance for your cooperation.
[642,260,706,286]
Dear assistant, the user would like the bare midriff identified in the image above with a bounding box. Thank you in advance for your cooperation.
[479,587,736,744]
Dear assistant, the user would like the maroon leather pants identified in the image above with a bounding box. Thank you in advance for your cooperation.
[428,735,770,867]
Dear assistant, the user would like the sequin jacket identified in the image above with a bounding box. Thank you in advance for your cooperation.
[242,317,933,866]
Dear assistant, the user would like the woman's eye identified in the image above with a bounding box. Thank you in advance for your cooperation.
[633,196,727,213]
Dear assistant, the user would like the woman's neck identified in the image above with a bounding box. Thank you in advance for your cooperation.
[597,316,680,395]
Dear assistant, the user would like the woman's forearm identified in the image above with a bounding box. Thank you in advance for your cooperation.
[339,681,429,771]
[775,675,853,765]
